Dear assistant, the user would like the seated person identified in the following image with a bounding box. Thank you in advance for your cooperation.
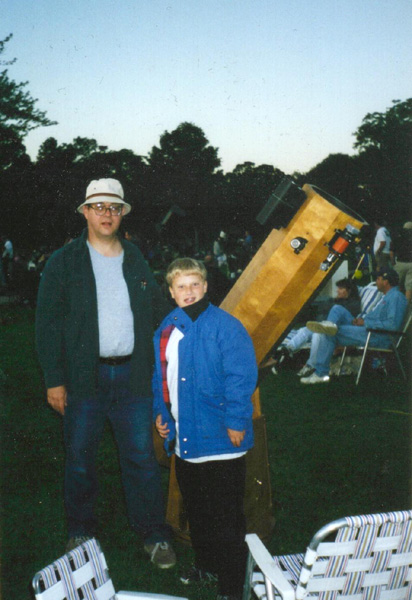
[270,278,361,376]
[300,268,408,384]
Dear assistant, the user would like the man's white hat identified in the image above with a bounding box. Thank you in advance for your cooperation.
[77,178,132,215]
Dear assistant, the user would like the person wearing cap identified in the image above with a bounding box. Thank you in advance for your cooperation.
[390,221,412,303]
[35,178,176,567]
[299,267,408,384]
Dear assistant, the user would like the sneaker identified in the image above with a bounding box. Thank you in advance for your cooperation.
[300,372,330,384]
[297,364,314,377]
[273,345,293,364]
[180,565,218,585]
[66,536,92,552]
[306,321,338,335]
[144,541,176,569]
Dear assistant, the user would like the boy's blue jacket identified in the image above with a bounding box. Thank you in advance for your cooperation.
[152,303,258,459]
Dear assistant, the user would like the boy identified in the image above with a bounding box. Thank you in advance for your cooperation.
[153,258,258,600]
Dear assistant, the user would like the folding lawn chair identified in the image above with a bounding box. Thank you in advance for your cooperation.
[243,509,412,600]
[338,308,412,385]
[32,537,188,600]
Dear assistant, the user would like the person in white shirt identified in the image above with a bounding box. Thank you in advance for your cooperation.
[373,220,392,268]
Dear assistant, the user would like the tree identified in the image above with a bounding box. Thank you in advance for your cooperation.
[0,34,57,242]
[28,138,149,246]
[148,122,220,209]
[147,122,221,246]
[223,162,285,233]
[352,98,412,223]
[0,34,56,147]
[353,99,412,153]
[303,153,371,218]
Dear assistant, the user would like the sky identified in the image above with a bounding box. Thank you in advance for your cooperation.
[2,0,411,174]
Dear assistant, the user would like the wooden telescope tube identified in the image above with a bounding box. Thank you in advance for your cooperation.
[162,184,367,542]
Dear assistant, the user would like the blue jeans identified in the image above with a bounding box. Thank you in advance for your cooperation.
[64,362,168,543]
[288,326,313,353]
[309,305,391,376]
[289,305,351,368]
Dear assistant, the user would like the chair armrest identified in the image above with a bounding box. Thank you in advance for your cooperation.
[116,592,188,599]
[365,327,402,335]
[245,534,295,600]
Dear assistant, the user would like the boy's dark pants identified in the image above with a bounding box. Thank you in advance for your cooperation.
[176,454,247,597]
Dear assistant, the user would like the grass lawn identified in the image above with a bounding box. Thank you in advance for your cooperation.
[1,305,411,599]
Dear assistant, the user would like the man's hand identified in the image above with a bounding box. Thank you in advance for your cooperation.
[227,428,245,447]
[352,317,364,326]
[47,385,67,415]
[155,414,170,439]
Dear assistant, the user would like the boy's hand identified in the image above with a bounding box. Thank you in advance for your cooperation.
[155,414,170,439]
[227,428,245,447]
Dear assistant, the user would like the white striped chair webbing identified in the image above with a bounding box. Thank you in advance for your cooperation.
[35,538,114,600]
[250,512,412,600]
[70,539,109,586]
[36,564,59,590]
[38,554,81,599]
[251,553,305,599]
[294,511,412,600]
[345,511,412,595]
[272,553,305,586]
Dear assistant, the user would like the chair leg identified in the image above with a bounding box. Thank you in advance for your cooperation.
[356,333,371,385]
[393,348,407,380]
[242,551,255,600]
[337,347,347,376]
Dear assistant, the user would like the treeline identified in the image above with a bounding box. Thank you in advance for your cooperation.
[1,36,411,251]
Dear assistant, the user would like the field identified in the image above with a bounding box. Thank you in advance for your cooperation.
[1,305,410,599]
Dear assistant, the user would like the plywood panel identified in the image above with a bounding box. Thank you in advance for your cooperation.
[221,185,366,364]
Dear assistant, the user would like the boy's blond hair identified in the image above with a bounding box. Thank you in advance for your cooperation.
[166,258,207,286]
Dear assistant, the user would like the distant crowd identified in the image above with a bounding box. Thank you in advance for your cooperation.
[1,218,411,307]
[0,228,256,308]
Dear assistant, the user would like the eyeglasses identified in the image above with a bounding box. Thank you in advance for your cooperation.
[88,203,123,216]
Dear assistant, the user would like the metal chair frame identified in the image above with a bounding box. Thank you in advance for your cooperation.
[243,510,412,600]
[338,308,411,385]
[32,537,188,600]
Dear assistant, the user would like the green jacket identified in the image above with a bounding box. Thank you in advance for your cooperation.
[35,229,170,397]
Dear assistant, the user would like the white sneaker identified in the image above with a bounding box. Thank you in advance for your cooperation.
[301,372,330,384]
[297,364,314,377]
[144,541,176,569]
[306,320,338,335]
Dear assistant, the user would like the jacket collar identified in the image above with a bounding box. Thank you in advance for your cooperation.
[164,303,212,332]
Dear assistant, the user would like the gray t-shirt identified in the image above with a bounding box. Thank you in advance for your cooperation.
[88,242,134,357]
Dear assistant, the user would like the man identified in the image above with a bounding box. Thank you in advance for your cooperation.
[268,278,361,377]
[373,220,392,269]
[300,268,408,384]
[36,178,176,568]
